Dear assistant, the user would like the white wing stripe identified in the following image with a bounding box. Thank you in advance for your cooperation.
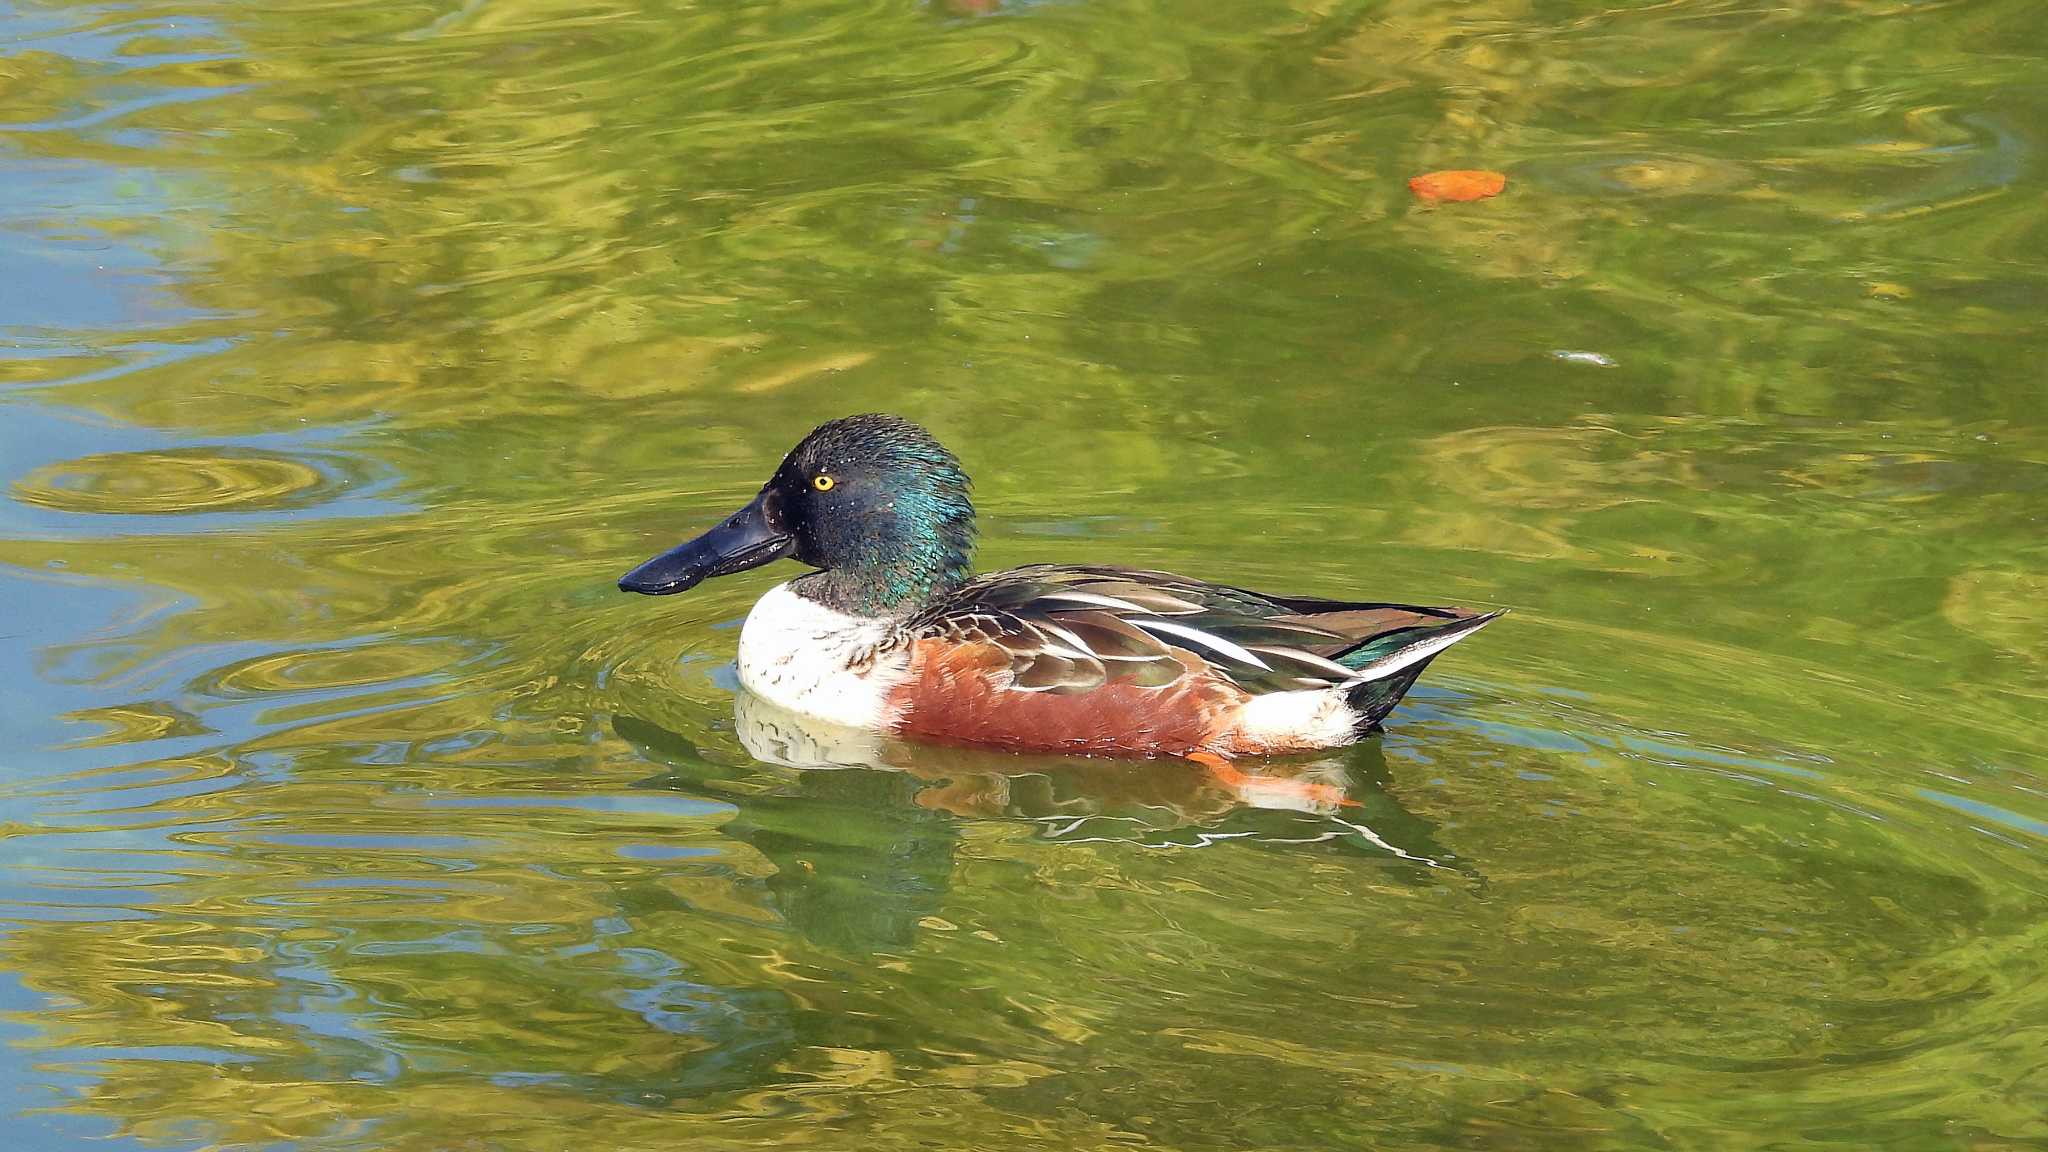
[1029,619,1158,664]
[1244,645,1359,680]
[1036,590,1151,613]
[1129,618,1273,670]
[1033,620,1101,658]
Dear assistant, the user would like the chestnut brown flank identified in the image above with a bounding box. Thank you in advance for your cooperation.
[888,638,1245,757]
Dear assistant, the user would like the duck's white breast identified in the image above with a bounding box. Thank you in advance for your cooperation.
[734,582,912,730]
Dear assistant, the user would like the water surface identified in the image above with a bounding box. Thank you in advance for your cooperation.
[2,0,2045,1148]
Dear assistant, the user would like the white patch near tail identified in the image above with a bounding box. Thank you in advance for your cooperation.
[1234,687,1361,752]
[1229,611,1503,753]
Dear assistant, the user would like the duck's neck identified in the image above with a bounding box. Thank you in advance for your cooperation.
[791,557,970,618]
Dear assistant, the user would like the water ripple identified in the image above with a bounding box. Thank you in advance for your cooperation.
[15,448,347,516]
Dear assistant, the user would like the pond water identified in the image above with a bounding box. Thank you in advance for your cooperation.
[2,0,2045,1148]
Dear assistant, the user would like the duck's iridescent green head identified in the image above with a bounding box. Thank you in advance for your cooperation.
[619,414,976,616]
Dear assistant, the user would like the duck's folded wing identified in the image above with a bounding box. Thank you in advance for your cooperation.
[913,565,1401,697]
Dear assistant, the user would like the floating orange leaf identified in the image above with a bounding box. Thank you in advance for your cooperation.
[1408,170,1507,203]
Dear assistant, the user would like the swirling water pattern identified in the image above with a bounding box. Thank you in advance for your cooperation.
[1,0,2045,1149]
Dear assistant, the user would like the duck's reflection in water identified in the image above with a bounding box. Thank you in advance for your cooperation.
[591,695,1472,1115]
[619,691,1466,936]
[731,688,1452,860]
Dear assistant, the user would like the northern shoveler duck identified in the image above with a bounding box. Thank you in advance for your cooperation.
[619,414,1501,760]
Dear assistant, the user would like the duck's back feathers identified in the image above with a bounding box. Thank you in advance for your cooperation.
[886,565,1500,756]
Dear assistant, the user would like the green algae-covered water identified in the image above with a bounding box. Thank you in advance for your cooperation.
[3,1,2046,1148]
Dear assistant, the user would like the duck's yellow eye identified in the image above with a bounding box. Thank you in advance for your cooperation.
[812,474,835,492]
